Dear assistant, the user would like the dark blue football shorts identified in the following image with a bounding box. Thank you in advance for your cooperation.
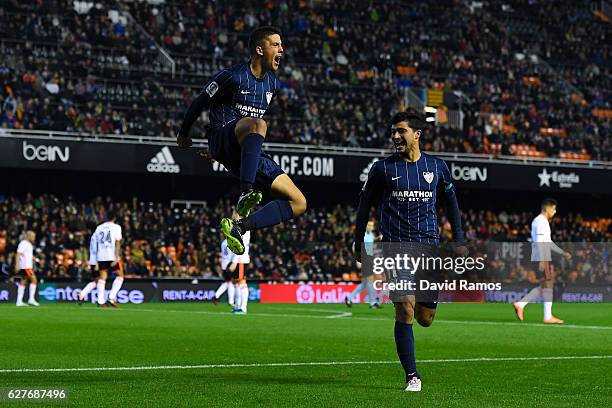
[379,241,440,309]
[206,120,285,192]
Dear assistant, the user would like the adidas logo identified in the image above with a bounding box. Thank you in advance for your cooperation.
[147,147,181,173]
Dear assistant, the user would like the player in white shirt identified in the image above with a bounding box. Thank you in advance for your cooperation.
[513,199,571,323]
[232,230,251,314]
[15,231,39,306]
[78,211,124,308]
[212,239,238,307]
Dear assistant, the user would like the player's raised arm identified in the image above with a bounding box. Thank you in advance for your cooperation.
[176,69,234,147]
[439,160,465,244]
[353,162,383,260]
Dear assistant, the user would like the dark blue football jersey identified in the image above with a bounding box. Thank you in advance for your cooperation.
[202,62,279,128]
[361,152,464,243]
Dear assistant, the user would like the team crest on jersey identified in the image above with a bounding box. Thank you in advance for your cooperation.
[266,91,273,104]
[206,81,219,97]
[423,171,434,184]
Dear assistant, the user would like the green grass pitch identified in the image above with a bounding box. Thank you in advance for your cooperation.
[1,302,611,407]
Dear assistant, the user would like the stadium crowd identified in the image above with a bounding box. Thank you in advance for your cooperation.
[0,0,610,160]
[0,195,610,285]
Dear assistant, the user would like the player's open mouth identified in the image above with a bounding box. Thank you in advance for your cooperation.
[274,55,282,64]
[393,140,407,148]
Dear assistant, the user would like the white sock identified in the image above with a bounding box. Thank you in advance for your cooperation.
[215,282,228,299]
[28,283,37,302]
[96,280,106,304]
[240,285,249,312]
[17,285,25,304]
[542,288,553,320]
[516,287,541,309]
[80,281,97,300]
[108,277,124,301]
[228,282,236,306]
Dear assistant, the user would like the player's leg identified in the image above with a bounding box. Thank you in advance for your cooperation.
[239,173,306,231]
[238,280,249,313]
[394,297,421,392]
[542,263,563,323]
[346,281,364,307]
[79,266,100,304]
[27,271,39,306]
[78,280,97,303]
[365,276,379,308]
[107,264,124,307]
[214,279,229,305]
[414,303,437,327]
[232,278,242,314]
[238,263,249,312]
[227,280,236,307]
[96,268,108,307]
[222,169,306,255]
[513,287,541,321]
[215,281,228,299]
[233,117,268,216]
[16,273,27,306]
[514,261,546,320]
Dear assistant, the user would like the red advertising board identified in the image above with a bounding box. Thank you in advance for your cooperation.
[260,283,369,304]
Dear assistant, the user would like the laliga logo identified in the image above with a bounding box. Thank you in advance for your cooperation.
[296,285,315,304]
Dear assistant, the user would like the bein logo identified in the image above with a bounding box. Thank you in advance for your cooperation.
[451,163,487,182]
[23,141,70,162]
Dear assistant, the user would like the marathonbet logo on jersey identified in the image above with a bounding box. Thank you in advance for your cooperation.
[392,190,433,202]
[147,147,180,173]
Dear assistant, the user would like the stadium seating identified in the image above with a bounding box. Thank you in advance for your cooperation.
[0,195,610,283]
[0,0,610,159]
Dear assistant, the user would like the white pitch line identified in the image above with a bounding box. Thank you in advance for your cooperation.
[436,319,612,331]
[116,308,612,330]
[326,312,353,318]
[0,355,610,374]
[120,308,351,320]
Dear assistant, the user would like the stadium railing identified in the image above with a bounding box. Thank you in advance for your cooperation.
[1,128,611,169]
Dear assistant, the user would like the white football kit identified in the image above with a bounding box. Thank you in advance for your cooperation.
[16,240,34,270]
[89,222,122,265]
[220,239,237,271]
[235,231,251,264]
[531,214,564,262]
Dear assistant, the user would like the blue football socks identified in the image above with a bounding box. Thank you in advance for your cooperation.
[394,321,418,381]
[240,200,293,231]
[240,133,264,191]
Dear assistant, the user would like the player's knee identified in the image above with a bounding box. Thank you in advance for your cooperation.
[416,316,433,327]
[395,303,414,324]
[245,118,267,137]
[290,192,307,217]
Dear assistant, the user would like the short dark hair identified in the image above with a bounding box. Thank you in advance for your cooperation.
[248,26,282,55]
[390,109,428,131]
[541,198,558,209]
[106,210,117,221]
